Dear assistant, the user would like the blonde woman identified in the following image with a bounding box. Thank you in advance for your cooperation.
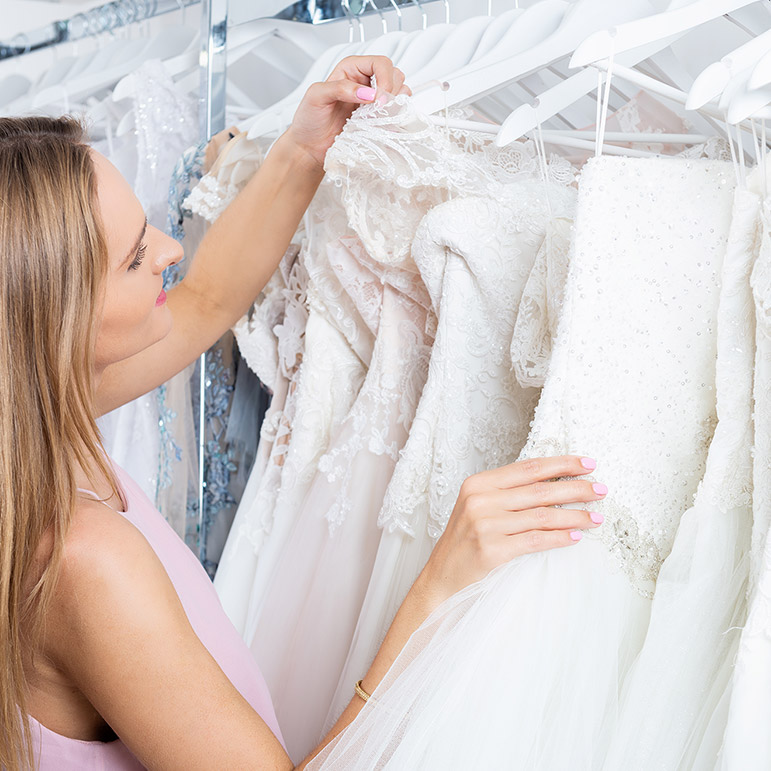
[0,56,607,770]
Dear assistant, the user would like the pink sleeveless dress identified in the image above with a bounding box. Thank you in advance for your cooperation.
[30,462,284,769]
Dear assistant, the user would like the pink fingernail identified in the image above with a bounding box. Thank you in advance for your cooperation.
[592,483,608,496]
[570,530,583,541]
[590,511,604,524]
[356,86,376,102]
[580,457,597,470]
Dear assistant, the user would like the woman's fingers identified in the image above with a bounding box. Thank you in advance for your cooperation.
[304,78,378,108]
[463,477,606,520]
[326,56,411,99]
[467,454,599,493]
[505,527,583,558]
[497,506,603,535]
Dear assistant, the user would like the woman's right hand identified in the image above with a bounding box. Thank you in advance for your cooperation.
[418,455,607,605]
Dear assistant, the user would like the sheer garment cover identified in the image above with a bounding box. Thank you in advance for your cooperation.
[307,156,736,770]
[30,463,284,770]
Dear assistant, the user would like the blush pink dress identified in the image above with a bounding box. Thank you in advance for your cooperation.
[29,462,284,769]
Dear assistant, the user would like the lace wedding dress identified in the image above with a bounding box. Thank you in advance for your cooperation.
[247,237,434,761]
[211,146,374,636]
[313,96,576,736]
[308,155,736,770]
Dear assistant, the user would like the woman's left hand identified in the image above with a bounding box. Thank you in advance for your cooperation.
[285,55,410,169]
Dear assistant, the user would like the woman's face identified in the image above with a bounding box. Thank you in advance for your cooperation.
[91,150,182,371]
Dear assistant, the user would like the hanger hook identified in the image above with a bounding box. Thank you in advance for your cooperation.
[410,0,427,30]
[443,0,450,23]
[173,0,187,26]
[387,0,403,31]
[367,0,388,35]
[341,0,364,43]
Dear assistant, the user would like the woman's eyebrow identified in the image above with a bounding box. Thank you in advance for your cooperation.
[121,218,148,267]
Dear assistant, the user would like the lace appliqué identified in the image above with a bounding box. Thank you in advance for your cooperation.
[511,217,574,388]
[325,94,575,269]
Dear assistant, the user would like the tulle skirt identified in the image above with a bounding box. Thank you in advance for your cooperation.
[309,537,651,770]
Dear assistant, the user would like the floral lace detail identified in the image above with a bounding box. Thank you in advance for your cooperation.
[317,286,433,532]
[324,94,574,269]
[233,245,301,389]
[511,216,574,388]
[677,136,732,162]
[185,133,269,223]
[185,174,238,223]
[377,190,565,538]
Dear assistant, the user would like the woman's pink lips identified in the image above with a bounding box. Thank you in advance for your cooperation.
[156,289,167,307]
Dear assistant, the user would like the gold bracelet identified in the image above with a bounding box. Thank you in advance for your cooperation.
[354,679,372,703]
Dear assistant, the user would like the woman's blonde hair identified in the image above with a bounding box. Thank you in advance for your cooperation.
[0,116,118,769]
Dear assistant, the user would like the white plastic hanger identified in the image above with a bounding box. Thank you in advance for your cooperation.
[726,75,771,122]
[687,28,771,108]
[471,7,526,57]
[414,0,660,116]
[409,16,495,87]
[242,31,371,138]
[749,47,771,90]
[412,0,570,113]
[570,0,764,68]
[28,28,196,112]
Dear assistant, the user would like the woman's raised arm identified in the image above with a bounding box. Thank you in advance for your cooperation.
[96,56,407,415]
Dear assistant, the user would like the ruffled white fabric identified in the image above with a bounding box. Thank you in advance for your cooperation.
[308,156,736,771]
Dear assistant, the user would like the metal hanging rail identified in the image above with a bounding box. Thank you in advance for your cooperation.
[0,0,199,59]
[1,0,429,60]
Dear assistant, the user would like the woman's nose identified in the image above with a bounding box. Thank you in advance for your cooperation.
[149,226,184,273]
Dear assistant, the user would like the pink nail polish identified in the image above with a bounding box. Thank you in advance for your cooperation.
[590,511,604,524]
[592,483,608,496]
[356,86,376,102]
[580,457,597,470]
[570,530,583,541]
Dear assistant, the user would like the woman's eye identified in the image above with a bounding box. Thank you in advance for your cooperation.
[128,243,147,272]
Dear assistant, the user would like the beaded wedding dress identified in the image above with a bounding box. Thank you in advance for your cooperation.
[308,155,736,770]
[602,160,762,771]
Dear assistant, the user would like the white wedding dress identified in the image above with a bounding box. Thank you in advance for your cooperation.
[308,155,736,770]
[214,183,373,638]
[718,160,771,771]
[247,239,434,760]
[602,160,762,770]
[295,97,577,738]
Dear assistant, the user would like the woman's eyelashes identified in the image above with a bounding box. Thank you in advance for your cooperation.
[128,242,147,272]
